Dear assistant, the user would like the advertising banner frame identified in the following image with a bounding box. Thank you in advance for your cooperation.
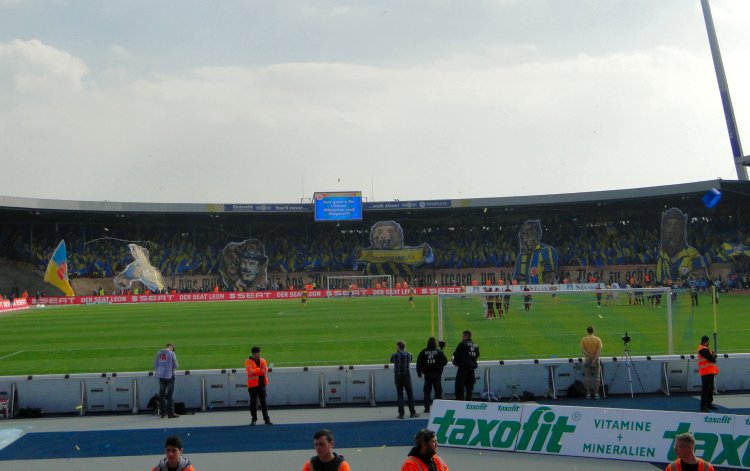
[427,399,750,469]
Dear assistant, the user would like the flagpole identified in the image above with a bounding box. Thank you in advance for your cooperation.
[700,0,748,180]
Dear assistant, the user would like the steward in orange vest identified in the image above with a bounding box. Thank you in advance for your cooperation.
[666,432,715,471]
[401,429,449,471]
[666,459,714,471]
[245,346,272,425]
[697,336,719,413]
[302,429,351,471]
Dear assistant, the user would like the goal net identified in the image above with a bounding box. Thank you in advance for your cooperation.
[326,274,393,293]
[437,284,709,360]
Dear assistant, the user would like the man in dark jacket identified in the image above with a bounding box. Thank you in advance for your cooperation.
[452,330,479,401]
[416,337,447,413]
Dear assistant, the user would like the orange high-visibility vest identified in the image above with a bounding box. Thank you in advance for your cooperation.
[401,455,449,471]
[697,345,719,376]
[245,357,269,388]
[665,458,714,471]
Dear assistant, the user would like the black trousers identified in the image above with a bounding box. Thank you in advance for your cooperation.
[158,376,176,415]
[700,374,715,409]
[454,369,476,401]
[422,371,443,411]
[395,374,416,416]
[248,386,270,422]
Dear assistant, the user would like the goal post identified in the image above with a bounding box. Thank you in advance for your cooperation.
[325,274,393,293]
[436,284,704,360]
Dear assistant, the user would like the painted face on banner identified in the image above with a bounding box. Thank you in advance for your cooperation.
[661,209,687,255]
[220,239,268,291]
[518,220,541,253]
[239,256,261,284]
[223,249,240,278]
[370,221,403,249]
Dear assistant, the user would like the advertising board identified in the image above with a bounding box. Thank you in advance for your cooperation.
[428,400,750,469]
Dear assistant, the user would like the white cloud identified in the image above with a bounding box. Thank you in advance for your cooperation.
[0,39,88,90]
[712,0,750,27]
[0,36,747,203]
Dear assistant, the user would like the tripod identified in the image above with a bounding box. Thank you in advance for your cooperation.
[610,342,645,398]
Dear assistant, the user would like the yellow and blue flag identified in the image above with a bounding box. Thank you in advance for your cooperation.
[722,242,750,258]
[44,240,75,296]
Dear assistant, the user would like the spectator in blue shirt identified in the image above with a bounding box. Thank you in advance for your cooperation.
[390,341,419,419]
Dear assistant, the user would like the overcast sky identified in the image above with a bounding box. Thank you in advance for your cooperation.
[1,0,748,204]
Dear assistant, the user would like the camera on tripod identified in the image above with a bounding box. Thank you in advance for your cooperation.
[609,330,643,398]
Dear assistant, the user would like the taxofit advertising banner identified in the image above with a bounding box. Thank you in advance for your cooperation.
[428,400,750,469]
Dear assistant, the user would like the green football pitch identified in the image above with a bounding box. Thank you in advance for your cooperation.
[0,291,747,375]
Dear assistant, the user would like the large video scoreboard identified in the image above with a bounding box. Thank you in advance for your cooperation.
[313,191,363,222]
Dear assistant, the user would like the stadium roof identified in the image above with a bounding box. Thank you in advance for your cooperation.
[0,179,748,215]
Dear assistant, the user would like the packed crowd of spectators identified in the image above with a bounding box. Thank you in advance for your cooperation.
[1,216,748,279]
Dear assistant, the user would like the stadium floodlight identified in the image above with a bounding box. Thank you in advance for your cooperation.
[326,274,393,296]
[700,0,748,180]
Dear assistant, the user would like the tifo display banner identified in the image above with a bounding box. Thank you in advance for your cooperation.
[0,298,29,312]
[428,400,750,469]
[31,286,465,306]
[113,244,166,293]
[355,221,434,276]
[219,239,268,292]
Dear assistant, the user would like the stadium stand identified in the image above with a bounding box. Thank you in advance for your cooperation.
[1,179,749,295]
